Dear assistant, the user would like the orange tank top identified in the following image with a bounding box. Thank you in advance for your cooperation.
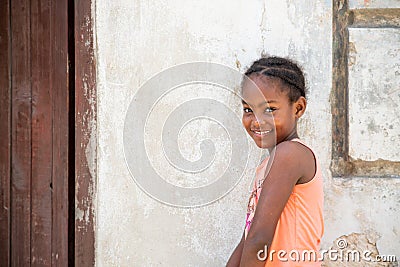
[244,139,324,266]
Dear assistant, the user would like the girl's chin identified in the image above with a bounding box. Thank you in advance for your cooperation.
[247,132,276,149]
[253,139,276,149]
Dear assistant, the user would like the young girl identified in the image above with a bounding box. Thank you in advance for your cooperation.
[227,57,324,267]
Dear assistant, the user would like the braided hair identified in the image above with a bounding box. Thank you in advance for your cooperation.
[244,57,307,102]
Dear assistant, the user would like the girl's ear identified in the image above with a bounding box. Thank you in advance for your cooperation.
[294,96,307,118]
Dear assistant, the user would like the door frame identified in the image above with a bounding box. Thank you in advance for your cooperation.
[74,0,97,265]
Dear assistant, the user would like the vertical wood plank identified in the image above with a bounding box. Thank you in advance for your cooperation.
[10,0,32,265]
[67,0,76,263]
[0,0,11,265]
[331,0,353,176]
[75,0,97,265]
[51,0,69,265]
[30,0,53,265]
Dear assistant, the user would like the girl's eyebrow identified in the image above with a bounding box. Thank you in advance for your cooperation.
[242,99,278,107]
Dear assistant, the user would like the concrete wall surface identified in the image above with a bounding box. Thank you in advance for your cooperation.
[95,0,400,266]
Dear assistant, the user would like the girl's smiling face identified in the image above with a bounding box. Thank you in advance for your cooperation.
[241,75,306,149]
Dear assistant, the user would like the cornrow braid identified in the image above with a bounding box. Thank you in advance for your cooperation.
[244,57,307,102]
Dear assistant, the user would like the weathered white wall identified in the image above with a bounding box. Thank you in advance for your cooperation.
[95,0,400,266]
[348,28,400,161]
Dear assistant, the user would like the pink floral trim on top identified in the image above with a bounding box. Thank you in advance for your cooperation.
[245,156,269,239]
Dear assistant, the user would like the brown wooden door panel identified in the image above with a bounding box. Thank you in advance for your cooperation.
[1,0,71,265]
[0,0,96,265]
[0,0,11,265]
[51,1,70,265]
[10,0,33,265]
[31,0,53,265]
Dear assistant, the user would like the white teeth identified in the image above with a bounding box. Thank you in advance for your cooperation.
[254,130,271,135]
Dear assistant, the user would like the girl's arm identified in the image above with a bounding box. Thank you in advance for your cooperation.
[226,231,245,267]
[239,141,314,267]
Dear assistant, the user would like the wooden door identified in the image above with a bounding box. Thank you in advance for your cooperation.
[0,0,71,265]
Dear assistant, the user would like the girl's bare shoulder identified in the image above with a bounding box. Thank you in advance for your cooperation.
[272,140,316,183]
[273,140,311,161]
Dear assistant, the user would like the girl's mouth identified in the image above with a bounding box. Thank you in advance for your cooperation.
[251,129,272,137]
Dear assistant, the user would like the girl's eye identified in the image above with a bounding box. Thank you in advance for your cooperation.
[243,107,252,113]
[265,107,276,113]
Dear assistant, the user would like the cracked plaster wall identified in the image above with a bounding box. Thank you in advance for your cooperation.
[95,0,400,266]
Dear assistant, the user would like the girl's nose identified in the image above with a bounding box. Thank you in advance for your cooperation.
[253,113,273,127]
[252,118,265,127]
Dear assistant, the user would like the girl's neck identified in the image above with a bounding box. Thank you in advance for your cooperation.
[281,130,300,143]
